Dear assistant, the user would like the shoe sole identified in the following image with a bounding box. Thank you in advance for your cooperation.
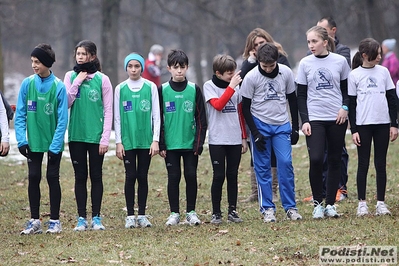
[325,214,339,218]
[21,230,43,235]
[125,225,136,229]
[287,217,302,220]
[227,219,243,223]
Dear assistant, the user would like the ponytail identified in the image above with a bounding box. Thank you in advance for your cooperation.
[352,51,362,70]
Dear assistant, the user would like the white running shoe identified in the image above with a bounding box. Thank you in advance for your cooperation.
[125,215,136,228]
[324,204,339,218]
[46,219,62,234]
[91,216,105,230]
[137,215,152,228]
[185,211,201,226]
[165,212,180,226]
[375,202,391,216]
[74,217,88,232]
[20,219,42,235]
[356,203,369,217]
[263,208,276,223]
[286,208,302,220]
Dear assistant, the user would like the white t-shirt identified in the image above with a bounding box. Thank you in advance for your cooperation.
[296,53,351,121]
[348,65,394,125]
[240,63,295,125]
[203,80,242,145]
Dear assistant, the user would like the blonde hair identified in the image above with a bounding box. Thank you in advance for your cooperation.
[242,28,287,59]
[306,26,336,53]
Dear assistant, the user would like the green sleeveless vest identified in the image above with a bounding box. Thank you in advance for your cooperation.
[26,76,62,152]
[69,72,104,143]
[120,81,153,149]
[162,81,196,150]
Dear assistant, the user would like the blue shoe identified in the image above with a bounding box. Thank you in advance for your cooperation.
[46,219,62,234]
[312,203,325,219]
[325,204,339,218]
[74,217,88,231]
[91,216,105,230]
[20,219,42,235]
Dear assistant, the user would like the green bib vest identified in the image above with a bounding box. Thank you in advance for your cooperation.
[69,72,104,143]
[162,81,196,150]
[26,75,63,152]
[120,81,153,149]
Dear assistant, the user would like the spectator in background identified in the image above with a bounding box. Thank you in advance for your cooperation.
[381,38,399,85]
[240,28,292,204]
[142,44,164,87]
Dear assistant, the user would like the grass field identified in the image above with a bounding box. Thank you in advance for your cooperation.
[0,134,398,265]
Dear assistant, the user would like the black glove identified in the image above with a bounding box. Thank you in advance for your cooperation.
[18,144,30,158]
[194,145,203,155]
[254,133,267,152]
[291,130,299,145]
[48,151,61,165]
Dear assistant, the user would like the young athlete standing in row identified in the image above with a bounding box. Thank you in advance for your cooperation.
[114,53,160,228]
[348,38,398,216]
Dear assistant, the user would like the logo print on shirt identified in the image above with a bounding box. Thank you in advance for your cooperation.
[123,101,132,112]
[264,80,280,100]
[314,68,333,90]
[183,100,193,113]
[367,77,378,88]
[44,103,54,115]
[28,100,37,112]
[88,90,100,102]
[165,101,176,112]
[222,99,237,113]
[140,100,150,112]
[76,88,81,98]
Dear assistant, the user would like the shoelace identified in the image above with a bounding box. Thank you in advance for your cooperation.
[45,221,56,229]
[77,219,87,227]
[25,221,34,229]
[92,218,102,225]
[377,204,389,212]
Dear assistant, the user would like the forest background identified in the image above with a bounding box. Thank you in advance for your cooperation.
[1,0,399,102]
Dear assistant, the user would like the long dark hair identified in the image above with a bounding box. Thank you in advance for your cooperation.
[74,40,101,71]
[352,38,380,70]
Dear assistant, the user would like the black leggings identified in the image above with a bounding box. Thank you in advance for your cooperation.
[164,150,198,214]
[356,124,390,201]
[27,151,62,220]
[209,144,242,214]
[69,141,104,218]
[306,120,347,206]
[123,149,151,216]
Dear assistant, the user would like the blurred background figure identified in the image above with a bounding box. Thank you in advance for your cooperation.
[381,38,399,85]
[142,44,164,87]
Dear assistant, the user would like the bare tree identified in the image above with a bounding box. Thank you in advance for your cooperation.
[101,0,121,87]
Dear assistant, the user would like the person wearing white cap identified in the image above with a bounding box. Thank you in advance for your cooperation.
[142,44,164,87]
[382,38,399,85]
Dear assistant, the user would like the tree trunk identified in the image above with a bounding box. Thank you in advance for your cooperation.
[101,0,121,87]
[64,0,83,70]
